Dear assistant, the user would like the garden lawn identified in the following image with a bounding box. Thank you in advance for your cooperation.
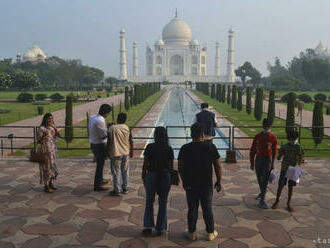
[12,90,164,158]
[193,90,330,157]
[0,101,84,125]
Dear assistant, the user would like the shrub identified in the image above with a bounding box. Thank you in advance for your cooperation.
[280,93,291,103]
[246,87,251,115]
[216,84,221,102]
[17,92,33,102]
[124,86,129,111]
[231,85,237,109]
[298,93,313,103]
[32,101,50,105]
[50,93,64,102]
[0,108,11,113]
[286,92,296,134]
[312,100,324,147]
[314,93,327,102]
[65,95,74,145]
[35,93,47,101]
[267,90,275,125]
[222,84,226,103]
[37,106,44,115]
[237,88,242,111]
[227,85,231,105]
[254,87,263,121]
[211,84,216,99]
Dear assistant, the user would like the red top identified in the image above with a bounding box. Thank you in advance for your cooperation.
[250,132,278,165]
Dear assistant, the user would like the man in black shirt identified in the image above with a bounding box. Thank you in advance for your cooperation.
[178,123,222,241]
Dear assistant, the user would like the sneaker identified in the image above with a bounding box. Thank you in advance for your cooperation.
[109,190,120,196]
[122,189,129,194]
[142,228,152,236]
[207,230,218,241]
[94,186,108,192]
[271,201,279,209]
[258,201,269,209]
[185,231,197,241]
[255,193,262,200]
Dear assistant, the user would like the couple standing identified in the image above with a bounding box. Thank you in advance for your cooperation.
[89,104,133,194]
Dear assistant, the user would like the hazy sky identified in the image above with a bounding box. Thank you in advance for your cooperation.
[1,0,329,78]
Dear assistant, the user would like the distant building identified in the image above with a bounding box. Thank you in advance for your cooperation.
[313,42,330,60]
[16,45,47,64]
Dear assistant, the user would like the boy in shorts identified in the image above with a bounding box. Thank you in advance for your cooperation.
[271,130,304,212]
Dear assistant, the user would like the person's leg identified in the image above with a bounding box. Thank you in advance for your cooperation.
[186,189,200,234]
[155,171,171,233]
[258,157,271,201]
[272,171,286,209]
[287,181,296,212]
[254,156,263,195]
[110,157,121,193]
[92,144,106,188]
[200,188,214,234]
[143,171,157,231]
[120,156,129,192]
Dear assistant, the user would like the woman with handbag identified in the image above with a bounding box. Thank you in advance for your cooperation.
[37,113,61,193]
[142,127,175,236]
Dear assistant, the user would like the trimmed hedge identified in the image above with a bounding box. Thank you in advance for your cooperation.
[50,93,64,102]
[0,108,11,113]
[35,93,47,101]
[298,93,313,103]
[314,93,327,102]
[312,100,324,147]
[32,101,50,105]
[17,93,33,102]
[286,92,296,134]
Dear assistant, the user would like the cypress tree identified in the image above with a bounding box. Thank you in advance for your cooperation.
[222,84,226,103]
[86,111,90,136]
[216,84,221,102]
[267,90,275,125]
[231,85,237,109]
[124,86,129,111]
[246,87,251,114]
[254,87,263,121]
[312,100,324,147]
[237,88,242,111]
[286,92,296,134]
[119,100,122,113]
[111,102,115,122]
[129,87,133,107]
[227,85,231,105]
[211,84,216,98]
[65,94,74,147]
[133,85,138,105]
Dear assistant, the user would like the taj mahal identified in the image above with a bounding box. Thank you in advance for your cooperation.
[119,12,236,83]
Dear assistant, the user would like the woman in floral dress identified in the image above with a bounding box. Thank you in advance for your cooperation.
[37,113,61,193]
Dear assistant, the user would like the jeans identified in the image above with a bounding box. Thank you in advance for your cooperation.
[143,171,171,232]
[186,187,214,233]
[110,156,129,193]
[255,156,271,201]
[90,143,107,188]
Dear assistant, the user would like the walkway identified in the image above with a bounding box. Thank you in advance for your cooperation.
[0,157,329,247]
[0,94,124,155]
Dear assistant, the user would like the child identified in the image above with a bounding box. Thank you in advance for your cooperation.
[271,130,304,212]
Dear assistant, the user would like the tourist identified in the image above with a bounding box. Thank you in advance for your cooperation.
[271,130,304,212]
[89,104,112,191]
[194,103,217,143]
[142,127,174,236]
[107,113,133,196]
[178,123,222,241]
[37,113,61,193]
[250,118,278,209]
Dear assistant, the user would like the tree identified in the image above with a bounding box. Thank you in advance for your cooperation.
[249,67,262,88]
[254,87,263,121]
[286,92,296,134]
[211,84,216,98]
[231,85,237,109]
[312,100,324,147]
[270,74,301,90]
[235,62,253,87]
[227,85,231,105]
[216,84,221,102]
[314,93,327,102]
[0,72,12,89]
[124,86,129,111]
[298,93,313,103]
[129,87,133,107]
[12,70,40,89]
[267,57,288,76]
[267,90,275,125]
[246,87,252,114]
[222,84,226,102]
[65,95,74,147]
[237,88,242,111]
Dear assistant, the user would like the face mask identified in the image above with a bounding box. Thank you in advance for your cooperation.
[290,140,298,145]
[263,128,271,134]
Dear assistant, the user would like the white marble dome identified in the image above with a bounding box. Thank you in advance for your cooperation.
[155,39,164,46]
[162,16,192,45]
[190,39,200,46]
[23,45,46,61]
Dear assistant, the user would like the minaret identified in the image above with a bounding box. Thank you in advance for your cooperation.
[215,41,220,76]
[133,41,138,77]
[119,28,127,80]
[226,29,235,82]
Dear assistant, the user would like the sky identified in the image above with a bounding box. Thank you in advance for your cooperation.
[0,0,329,78]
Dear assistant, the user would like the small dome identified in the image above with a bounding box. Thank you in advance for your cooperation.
[155,39,164,46]
[162,16,192,45]
[190,39,199,46]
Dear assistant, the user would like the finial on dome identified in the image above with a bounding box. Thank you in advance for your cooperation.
[175,8,178,17]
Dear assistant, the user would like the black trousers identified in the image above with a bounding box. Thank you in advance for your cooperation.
[255,156,271,201]
[90,143,106,187]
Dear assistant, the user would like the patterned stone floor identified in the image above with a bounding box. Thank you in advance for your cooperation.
[0,157,330,248]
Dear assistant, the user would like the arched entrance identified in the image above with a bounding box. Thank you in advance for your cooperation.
[170,55,184,75]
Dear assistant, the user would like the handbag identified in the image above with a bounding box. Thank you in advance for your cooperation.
[171,170,180,186]
[30,147,47,163]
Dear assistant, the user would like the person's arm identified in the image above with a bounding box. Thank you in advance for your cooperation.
[213,158,222,192]
[250,135,257,170]
[96,119,108,140]
[129,130,134,158]
[271,135,278,169]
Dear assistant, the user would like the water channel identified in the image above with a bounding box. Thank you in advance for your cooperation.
[153,88,231,157]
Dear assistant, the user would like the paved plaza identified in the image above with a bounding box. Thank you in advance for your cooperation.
[0,157,329,248]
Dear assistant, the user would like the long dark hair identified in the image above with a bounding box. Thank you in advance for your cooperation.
[154,126,169,145]
[40,113,53,127]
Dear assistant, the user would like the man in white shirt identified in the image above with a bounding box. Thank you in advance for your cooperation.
[107,113,133,195]
[89,104,112,191]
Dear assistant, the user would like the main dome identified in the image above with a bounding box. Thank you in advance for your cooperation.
[162,16,192,45]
